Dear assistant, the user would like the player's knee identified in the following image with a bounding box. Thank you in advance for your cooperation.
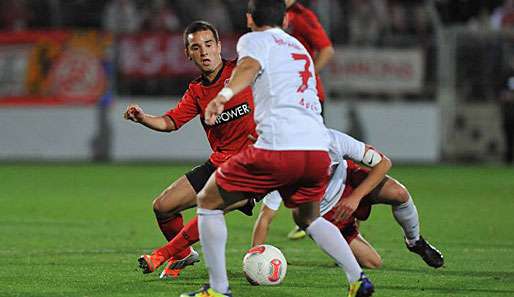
[197,189,224,210]
[292,203,319,230]
[152,196,180,222]
[292,213,315,230]
[360,254,383,269]
[152,197,163,214]
[152,190,182,216]
[395,185,410,204]
[388,182,410,205]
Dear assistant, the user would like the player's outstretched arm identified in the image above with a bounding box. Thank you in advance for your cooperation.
[123,104,176,132]
[252,204,277,246]
[205,57,261,125]
[334,145,392,222]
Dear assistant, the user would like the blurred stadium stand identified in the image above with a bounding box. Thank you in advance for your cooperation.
[0,0,513,164]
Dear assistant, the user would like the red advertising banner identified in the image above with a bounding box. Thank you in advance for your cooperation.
[118,33,237,78]
[0,31,112,106]
[329,47,425,94]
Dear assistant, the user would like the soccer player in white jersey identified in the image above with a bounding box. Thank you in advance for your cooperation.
[252,129,444,269]
[180,1,374,297]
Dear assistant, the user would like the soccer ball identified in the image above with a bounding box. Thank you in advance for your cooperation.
[242,244,287,286]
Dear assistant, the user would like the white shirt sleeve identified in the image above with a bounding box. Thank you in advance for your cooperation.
[237,32,268,70]
[328,129,366,163]
[262,191,282,211]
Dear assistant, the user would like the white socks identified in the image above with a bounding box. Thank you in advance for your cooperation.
[392,196,420,245]
[306,217,362,283]
[197,208,229,293]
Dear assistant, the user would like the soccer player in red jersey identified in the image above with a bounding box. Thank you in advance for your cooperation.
[285,0,334,105]
[124,21,257,279]
[284,0,336,240]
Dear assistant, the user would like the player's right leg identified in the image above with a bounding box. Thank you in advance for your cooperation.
[138,176,198,275]
[139,162,216,276]
[152,175,197,240]
[153,161,216,241]
[181,173,244,297]
[293,202,374,297]
[155,199,252,278]
[368,177,444,268]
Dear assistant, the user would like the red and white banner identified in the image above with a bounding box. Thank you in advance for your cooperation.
[0,31,112,106]
[329,47,425,94]
[118,33,238,78]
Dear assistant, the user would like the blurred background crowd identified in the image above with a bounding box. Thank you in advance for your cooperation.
[2,0,513,39]
[1,0,514,164]
[1,0,513,99]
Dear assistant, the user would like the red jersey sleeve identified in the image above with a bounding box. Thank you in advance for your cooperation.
[164,89,200,129]
[296,9,332,51]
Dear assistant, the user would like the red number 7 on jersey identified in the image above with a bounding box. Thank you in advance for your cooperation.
[291,53,312,93]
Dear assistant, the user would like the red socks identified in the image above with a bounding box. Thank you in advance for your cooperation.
[157,214,184,241]
[155,216,199,260]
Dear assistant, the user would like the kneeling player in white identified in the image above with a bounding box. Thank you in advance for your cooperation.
[253,129,444,269]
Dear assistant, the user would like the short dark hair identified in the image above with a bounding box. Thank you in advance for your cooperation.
[247,0,286,27]
[183,20,220,48]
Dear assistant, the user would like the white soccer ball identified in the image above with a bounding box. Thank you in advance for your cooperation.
[242,244,287,286]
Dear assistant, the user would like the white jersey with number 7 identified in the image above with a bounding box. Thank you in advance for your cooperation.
[236,28,330,151]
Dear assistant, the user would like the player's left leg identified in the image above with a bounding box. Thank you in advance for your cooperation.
[369,177,444,268]
[295,202,374,297]
[349,235,382,269]
[181,174,246,297]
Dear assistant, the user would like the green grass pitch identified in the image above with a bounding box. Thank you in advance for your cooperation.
[1,164,514,297]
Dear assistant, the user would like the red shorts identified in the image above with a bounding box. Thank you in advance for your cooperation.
[322,160,384,243]
[215,145,330,208]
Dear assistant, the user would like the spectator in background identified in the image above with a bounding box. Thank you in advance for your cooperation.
[499,51,514,164]
[176,0,232,34]
[491,0,514,30]
[389,1,409,36]
[413,4,433,45]
[103,0,140,34]
[0,0,30,31]
[59,0,105,28]
[347,0,387,45]
[142,0,181,32]
[195,0,233,34]
[323,0,343,43]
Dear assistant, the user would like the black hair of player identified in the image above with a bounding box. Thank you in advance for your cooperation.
[247,0,286,27]
[183,20,220,48]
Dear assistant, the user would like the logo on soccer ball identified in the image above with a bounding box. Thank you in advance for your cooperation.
[267,258,283,282]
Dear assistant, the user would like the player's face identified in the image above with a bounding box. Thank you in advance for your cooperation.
[185,30,222,74]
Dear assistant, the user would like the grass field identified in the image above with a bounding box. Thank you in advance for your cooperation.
[1,164,514,297]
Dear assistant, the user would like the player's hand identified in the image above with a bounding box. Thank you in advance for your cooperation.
[333,195,361,223]
[204,95,227,125]
[124,104,144,122]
